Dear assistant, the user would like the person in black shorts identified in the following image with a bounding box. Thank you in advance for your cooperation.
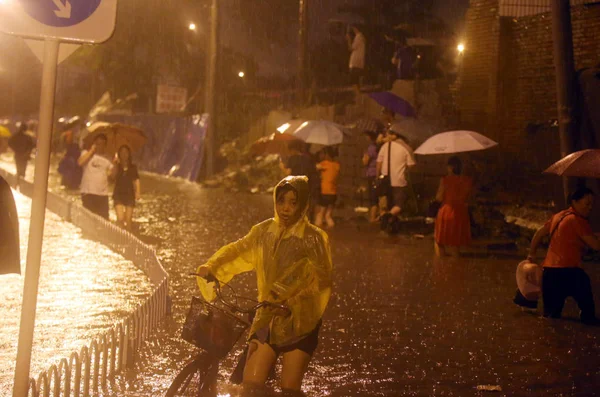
[111,145,140,230]
[196,176,333,395]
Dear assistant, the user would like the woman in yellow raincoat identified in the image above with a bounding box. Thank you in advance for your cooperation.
[196,176,333,395]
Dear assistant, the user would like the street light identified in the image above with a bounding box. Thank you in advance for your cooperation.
[188,23,196,31]
[238,71,245,78]
[457,43,465,54]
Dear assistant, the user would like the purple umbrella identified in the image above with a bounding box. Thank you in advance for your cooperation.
[367,91,415,118]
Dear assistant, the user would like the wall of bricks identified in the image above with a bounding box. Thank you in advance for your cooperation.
[457,1,600,200]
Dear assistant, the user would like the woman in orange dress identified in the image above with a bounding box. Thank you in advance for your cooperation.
[434,156,473,257]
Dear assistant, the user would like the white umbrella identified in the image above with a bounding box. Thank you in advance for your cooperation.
[289,120,348,146]
[414,130,498,155]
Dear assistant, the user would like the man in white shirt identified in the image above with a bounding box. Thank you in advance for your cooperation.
[376,127,416,218]
[347,25,366,94]
[78,133,114,219]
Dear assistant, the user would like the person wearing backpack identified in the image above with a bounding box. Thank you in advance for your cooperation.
[526,187,600,325]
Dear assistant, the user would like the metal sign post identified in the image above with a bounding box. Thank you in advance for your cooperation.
[12,39,59,397]
[0,1,117,396]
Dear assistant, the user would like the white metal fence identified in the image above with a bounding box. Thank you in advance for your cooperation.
[0,168,169,397]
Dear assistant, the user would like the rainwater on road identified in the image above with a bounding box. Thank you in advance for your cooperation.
[3,155,600,396]
[0,188,153,395]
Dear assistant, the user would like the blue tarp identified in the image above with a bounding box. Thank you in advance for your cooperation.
[98,114,208,182]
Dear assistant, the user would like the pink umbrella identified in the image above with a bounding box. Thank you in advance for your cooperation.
[543,149,600,178]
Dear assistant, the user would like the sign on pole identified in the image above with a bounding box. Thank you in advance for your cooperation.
[0,0,117,42]
[0,1,117,396]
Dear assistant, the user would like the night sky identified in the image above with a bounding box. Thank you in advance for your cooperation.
[220,0,470,76]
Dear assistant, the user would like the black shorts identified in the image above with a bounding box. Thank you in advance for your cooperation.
[81,194,109,219]
[319,194,337,207]
[390,187,407,208]
[349,67,364,85]
[250,321,321,356]
[113,194,136,207]
[367,177,378,206]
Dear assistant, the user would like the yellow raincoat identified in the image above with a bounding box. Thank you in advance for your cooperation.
[197,176,333,347]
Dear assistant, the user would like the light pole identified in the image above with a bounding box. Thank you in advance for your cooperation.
[297,0,308,107]
[204,0,218,178]
[551,0,576,204]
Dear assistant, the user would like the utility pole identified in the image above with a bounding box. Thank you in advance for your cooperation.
[551,0,576,204]
[204,0,219,178]
[297,0,308,107]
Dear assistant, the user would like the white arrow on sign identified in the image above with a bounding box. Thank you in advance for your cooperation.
[52,0,72,19]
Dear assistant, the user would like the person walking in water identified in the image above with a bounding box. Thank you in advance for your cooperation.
[8,123,35,188]
[78,134,114,219]
[434,156,473,257]
[196,176,333,396]
[315,147,341,228]
[111,145,140,230]
[527,187,600,325]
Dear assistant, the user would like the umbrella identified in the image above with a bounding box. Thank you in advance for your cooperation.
[367,92,415,117]
[276,119,308,135]
[414,130,498,155]
[289,120,348,146]
[543,149,600,178]
[0,125,10,138]
[250,133,299,157]
[388,119,439,149]
[83,123,146,157]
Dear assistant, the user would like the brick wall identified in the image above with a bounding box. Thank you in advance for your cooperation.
[457,1,600,200]
[499,4,600,163]
[457,0,503,140]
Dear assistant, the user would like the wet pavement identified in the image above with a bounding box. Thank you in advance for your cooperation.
[0,188,153,394]
[117,174,600,396]
[2,154,600,396]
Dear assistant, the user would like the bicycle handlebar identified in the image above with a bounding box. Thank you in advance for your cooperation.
[189,272,290,315]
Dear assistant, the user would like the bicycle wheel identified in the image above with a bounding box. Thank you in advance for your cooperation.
[165,355,216,397]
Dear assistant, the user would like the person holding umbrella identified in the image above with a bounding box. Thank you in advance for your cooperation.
[527,186,600,325]
[78,134,114,219]
[434,156,473,257]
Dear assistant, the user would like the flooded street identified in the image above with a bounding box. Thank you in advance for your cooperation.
[115,174,600,396]
[0,188,153,395]
[2,157,600,396]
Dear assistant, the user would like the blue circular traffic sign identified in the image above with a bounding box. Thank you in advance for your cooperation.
[19,0,102,27]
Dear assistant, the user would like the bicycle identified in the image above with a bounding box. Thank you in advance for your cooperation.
[165,274,289,396]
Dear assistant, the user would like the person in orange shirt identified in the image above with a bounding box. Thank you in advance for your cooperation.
[315,147,340,228]
[527,187,600,325]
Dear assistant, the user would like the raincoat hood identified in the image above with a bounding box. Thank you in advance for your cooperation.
[273,175,310,228]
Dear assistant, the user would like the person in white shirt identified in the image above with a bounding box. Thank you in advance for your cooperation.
[347,25,366,95]
[78,133,114,219]
[376,127,416,219]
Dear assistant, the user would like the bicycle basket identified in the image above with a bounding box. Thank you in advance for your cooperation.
[181,296,249,355]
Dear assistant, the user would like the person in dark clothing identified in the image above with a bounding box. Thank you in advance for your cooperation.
[280,139,320,220]
[57,130,83,190]
[110,145,140,230]
[391,38,416,80]
[8,123,35,187]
